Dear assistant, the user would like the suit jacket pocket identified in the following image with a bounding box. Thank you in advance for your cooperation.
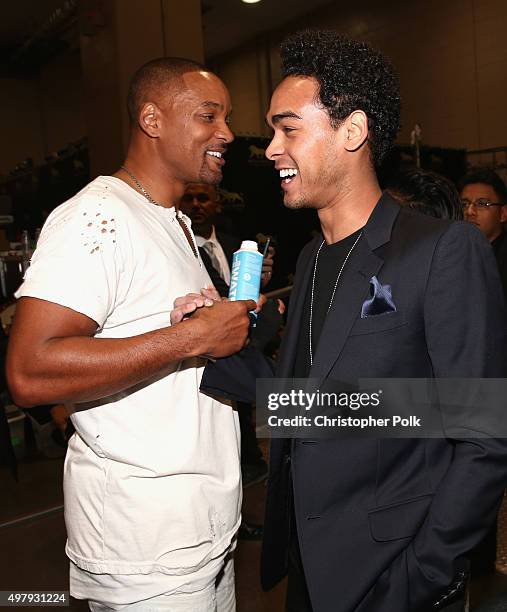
[349,311,406,336]
[369,494,433,542]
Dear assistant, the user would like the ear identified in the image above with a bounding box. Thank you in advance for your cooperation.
[138,102,161,138]
[343,110,369,153]
[501,205,507,224]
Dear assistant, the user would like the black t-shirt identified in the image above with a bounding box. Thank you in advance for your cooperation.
[294,229,363,378]
[492,231,505,259]
[491,231,507,300]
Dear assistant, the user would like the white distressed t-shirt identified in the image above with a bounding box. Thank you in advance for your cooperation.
[15,176,242,606]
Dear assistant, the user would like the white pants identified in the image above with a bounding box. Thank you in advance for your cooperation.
[88,555,235,612]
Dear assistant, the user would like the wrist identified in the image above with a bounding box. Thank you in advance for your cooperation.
[179,316,208,359]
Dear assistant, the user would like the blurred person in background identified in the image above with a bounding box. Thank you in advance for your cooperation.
[386,167,463,221]
[180,183,275,295]
[459,168,507,300]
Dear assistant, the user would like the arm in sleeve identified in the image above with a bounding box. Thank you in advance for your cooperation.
[407,222,507,609]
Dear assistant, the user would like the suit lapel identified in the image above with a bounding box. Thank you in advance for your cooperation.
[309,193,401,380]
[309,241,383,379]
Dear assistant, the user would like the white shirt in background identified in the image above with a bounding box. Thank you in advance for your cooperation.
[195,226,231,286]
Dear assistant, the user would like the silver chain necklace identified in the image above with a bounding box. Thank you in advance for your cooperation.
[309,232,363,366]
[120,165,163,206]
[120,165,197,258]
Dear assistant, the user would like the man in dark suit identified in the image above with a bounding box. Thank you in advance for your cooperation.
[179,183,275,295]
[458,169,507,579]
[179,183,241,296]
[459,168,507,301]
[258,30,507,612]
[174,31,507,612]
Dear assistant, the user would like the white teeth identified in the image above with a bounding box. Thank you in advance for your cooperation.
[206,151,222,158]
[279,168,298,178]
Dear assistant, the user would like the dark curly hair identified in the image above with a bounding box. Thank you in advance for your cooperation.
[280,30,400,166]
[386,167,463,221]
[458,167,507,204]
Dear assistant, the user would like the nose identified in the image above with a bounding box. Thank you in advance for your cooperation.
[265,132,284,161]
[463,203,476,219]
[216,121,234,145]
[190,196,204,211]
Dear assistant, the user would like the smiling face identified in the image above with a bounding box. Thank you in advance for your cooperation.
[157,71,233,186]
[265,76,350,210]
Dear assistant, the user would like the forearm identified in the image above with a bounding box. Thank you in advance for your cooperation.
[8,319,202,406]
[403,438,507,610]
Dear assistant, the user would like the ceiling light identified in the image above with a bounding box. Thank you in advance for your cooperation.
[241,0,262,4]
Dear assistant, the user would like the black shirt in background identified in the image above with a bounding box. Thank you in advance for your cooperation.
[491,231,507,301]
[293,229,363,378]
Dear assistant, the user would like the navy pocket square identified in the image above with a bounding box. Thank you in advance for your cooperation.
[361,276,397,318]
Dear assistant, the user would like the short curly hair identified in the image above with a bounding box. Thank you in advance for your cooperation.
[280,30,401,166]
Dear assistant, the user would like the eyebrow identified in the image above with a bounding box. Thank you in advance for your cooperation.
[201,101,223,110]
[200,101,232,120]
[268,110,303,126]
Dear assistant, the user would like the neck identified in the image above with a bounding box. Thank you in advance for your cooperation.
[318,178,382,244]
[201,224,213,240]
[114,150,185,209]
[489,230,503,243]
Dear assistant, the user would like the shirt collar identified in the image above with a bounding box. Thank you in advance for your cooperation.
[195,225,217,248]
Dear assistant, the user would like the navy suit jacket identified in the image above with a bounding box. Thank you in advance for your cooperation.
[203,194,507,611]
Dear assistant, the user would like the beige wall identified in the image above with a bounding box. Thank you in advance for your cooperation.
[2,0,505,176]
[214,0,507,151]
[80,0,204,176]
[214,38,272,137]
[1,0,204,178]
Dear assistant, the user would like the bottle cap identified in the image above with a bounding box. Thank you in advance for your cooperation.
[240,240,259,252]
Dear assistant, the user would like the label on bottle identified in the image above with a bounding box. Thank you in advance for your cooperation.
[229,248,263,302]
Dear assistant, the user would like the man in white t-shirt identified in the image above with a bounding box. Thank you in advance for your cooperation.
[6,57,256,612]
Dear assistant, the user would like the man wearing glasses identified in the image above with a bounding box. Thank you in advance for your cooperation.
[459,168,507,299]
[459,168,507,581]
